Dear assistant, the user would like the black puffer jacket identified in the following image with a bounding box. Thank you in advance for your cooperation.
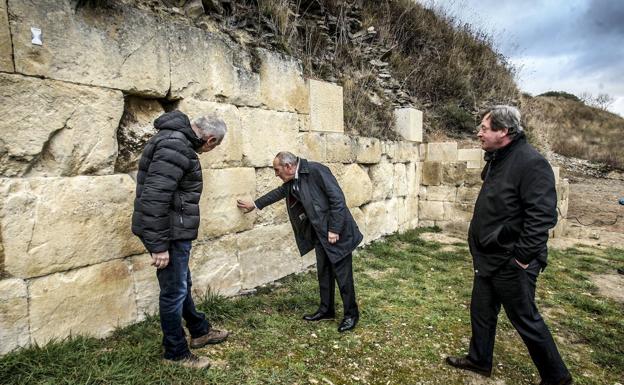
[132,111,204,253]
[468,132,557,277]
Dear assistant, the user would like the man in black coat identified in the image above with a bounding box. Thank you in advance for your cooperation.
[132,110,229,369]
[445,106,572,385]
[237,151,363,332]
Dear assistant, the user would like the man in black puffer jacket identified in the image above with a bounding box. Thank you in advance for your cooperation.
[132,110,228,369]
[446,106,572,385]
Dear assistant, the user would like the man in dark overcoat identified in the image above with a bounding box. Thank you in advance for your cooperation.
[237,151,362,332]
[445,105,572,385]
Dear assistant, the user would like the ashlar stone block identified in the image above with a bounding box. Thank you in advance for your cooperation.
[0,73,123,177]
[254,167,289,226]
[418,200,445,221]
[422,161,443,186]
[190,235,241,297]
[29,260,137,345]
[393,163,408,197]
[426,142,458,162]
[361,199,398,243]
[1,175,144,278]
[369,158,394,201]
[308,79,344,133]
[423,185,457,202]
[336,163,373,208]
[458,148,484,169]
[238,223,301,289]
[128,254,159,321]
[178,99,244,168]
[10,0,170,96]
[115,97,162,173]
[443,202,474,222]
[442,162,468,186]
[393,108,423,142]
[354,137,382,164]
[199,168,256,239]
[325,134,355,163]
[0,278,29,354]
[239,108,299,167]
[169,24,260,105]
[457,186,481,203]
[297,132,326,162]
[257,48,308,113]
[0,1,12,72]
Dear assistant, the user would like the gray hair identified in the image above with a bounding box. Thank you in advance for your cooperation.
[483,105,524,137]
[192,115,227,141]
[275,151,298,166]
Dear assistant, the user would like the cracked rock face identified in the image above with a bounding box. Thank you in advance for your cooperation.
[115,97,162,173]
[0,73,124,177]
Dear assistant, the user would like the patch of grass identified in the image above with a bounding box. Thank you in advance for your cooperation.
[1,230,622,384]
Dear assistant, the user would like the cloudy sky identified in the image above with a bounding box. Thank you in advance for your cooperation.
[418,0,624,117]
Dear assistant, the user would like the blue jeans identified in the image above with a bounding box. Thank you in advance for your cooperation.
[156,240,210,360]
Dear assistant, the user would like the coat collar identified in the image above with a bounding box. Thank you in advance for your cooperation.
[484,131,526,162]
[297,158,310,174]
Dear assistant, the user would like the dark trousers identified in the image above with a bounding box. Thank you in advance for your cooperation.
[156,240,210,360]
[468,258,570,382]
[315,243,359,318]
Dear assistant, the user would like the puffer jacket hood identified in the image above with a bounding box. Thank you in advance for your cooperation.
[154,110,204,151]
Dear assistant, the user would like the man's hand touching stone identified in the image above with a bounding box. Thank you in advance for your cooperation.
[237,199,255,213]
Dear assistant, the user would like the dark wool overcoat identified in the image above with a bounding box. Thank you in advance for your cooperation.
[255,158,363,263]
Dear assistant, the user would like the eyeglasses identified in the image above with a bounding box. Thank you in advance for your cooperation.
[475,124,492,133]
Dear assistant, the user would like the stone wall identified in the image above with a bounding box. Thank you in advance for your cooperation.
[0,0,567,354]
[418,142,569,237]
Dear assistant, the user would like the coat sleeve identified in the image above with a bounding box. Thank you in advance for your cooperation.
[138,138,190,253]
[513,157,558,264]
[315,166,347,234]
[254,185,287,210]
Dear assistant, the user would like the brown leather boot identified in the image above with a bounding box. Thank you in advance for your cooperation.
[190,329,229,349]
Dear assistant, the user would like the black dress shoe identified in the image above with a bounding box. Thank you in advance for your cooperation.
[445,356,491,377]
[337,317,358,332]
[302,311,335,321]
[539,375,573,385]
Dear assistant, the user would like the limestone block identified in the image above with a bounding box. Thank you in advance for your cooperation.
[423,185,457,202]
[254,167,289,226]
[0,73,123,177]
[405,162,419,196]
[443,202,474,222]
[298,113,311,132]
[10,0,169,96]
[308,79,344,133]
[393,108,423,142]
[422,161,442,186]
[369,158,394,201]
[178,99,244,168]
[29,260,137,345]
[199,168,256,239]
[128,254,159,320]
[419,143,427,161]
[336,163,373,208]
[464,168,483,187]
[0,278,29,354]
[457,187,481,203]
[382,141,397,160]
[325,134,355,163]
[393,163,408,197]
[297,132,326,162]
[398,195,419,232]
[239,108,299,167]
[354,137,382,164]
[169,24,259,105]
[419,220,435,228]
[561,179,570,201]
[395,142,420,163]
[1,175,143,278]
[458,148,484,169]
[442,162,468,186]
[557,198,569,218]
[115,97,162,173]
[418,200,445,221]
[257,48,308,113]
[350,207,367,245]
[426,143,458,162]
[552,218,567,238]
[302,249,316,269]
[238,223,301,289]
[190,235,241,296]
[361,200,398,243]
[551,166,560,183]
[0,1,12,72]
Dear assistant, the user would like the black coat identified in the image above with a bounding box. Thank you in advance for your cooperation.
[255,158,363,263]
[468,132,558,277]
[131,111,205,253]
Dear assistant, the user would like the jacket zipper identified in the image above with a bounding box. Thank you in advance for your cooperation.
[179,195,185,226]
